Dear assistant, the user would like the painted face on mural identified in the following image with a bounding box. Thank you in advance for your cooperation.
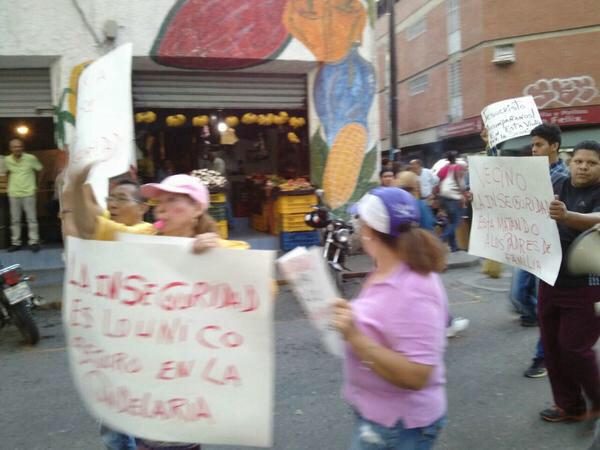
[153,192,204,237]
[570,149,600,188]
[531,136,558,159]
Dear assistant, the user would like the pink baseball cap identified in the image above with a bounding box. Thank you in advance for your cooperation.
[140,174,210,207]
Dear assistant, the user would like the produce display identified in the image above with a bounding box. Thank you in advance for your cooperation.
[190,169,227,190]
[279,177,312,192]
[166,114,186,127]
[135,111,157,123]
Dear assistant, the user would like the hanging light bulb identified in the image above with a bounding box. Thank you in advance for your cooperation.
[217,122,228,133]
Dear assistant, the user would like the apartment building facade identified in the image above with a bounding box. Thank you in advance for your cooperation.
[376,0,600,165]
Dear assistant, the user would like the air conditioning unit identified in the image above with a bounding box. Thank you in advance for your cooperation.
[492,45,515,65]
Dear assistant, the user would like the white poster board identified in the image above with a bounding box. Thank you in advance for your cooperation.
[481,96,542,148]
[277,246,344,357]
[468,156,562,285]
[68,43,136,210]
[63,237,275,447]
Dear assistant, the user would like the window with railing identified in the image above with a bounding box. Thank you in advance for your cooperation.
[447,0,461,55]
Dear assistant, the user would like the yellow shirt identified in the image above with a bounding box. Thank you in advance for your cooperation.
[5,153,43,197]
[93,215,250,250]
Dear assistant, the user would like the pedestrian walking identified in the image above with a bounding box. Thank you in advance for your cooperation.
[331,187,448,450]
[437,152,466,252]
[409,159,439,200]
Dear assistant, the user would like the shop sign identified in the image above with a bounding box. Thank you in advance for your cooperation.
[540,105,600,126]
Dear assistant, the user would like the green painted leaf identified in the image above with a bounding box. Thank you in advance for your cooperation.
[367,0,377,28]
[310,127,329,188]
[60,110,76,125]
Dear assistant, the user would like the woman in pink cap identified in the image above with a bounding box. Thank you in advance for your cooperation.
[331,187,449,450]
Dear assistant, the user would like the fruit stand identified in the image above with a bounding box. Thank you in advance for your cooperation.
[191,169,229,239]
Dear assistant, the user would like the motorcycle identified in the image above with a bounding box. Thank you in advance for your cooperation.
[304,189,354,292]
[0,263,40,345]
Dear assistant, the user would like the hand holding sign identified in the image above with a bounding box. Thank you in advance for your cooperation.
[467,156,562,285]
[481,96,542,148]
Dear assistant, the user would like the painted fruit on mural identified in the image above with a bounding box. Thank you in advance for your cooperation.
[152,0,290,70]
[283,0,366,62]
[322,122,367,209]
[314,47,375,147]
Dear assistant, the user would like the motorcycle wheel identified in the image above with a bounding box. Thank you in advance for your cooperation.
[12,301,40,345]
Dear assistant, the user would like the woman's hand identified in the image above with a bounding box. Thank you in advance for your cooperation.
[192,232,220,253]
[330,298,359,341]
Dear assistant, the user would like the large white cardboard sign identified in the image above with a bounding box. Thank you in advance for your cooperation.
[277,246,344,357]
[63,237,275,447]
[468,156,562,285]
[481,96,542,148]
[69,43,136,210]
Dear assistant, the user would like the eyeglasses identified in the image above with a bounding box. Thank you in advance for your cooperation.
[106,196,139,204]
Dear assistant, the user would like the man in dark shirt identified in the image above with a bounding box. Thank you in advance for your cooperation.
[538,140,600,423]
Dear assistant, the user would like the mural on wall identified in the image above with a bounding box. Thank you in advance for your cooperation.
[523,75,599,109]
[54,61,92,148]
[151,0,291,70]
[149,0,378,213]
[284,0,376,212]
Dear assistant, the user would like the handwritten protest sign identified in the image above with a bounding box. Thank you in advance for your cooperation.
[63,237,274,447]
[481,96,542,148]
[277,246,344,357]
[468,156,562,285]
[69,43,135,210]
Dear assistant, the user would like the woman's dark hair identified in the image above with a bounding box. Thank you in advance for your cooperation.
[573,140,600,158]
[530,123,562,148]
[372,228,447,274]
[380,168,395,177]
[445,151,457,164]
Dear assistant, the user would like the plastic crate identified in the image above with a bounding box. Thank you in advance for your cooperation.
[210,192,226,204]
[280,230,321,251]
[279,213,313,232]
[251,213,268,232]
[275,194,316,214]
[208,203,227,221]
[216,220,228,239]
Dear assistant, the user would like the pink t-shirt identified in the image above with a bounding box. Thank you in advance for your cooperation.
[343,263,448,428]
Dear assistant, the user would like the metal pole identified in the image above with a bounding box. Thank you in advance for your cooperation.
[388,0,399,151]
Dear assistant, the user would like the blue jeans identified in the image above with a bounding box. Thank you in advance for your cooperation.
[349,413,445,450]
[509,268,538,323]
[535,338,544,360]
[100,424,136,450]
[439,198,462,252]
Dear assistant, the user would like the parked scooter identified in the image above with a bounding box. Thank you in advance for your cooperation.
[0,263,40,345]
[304,189,354,292]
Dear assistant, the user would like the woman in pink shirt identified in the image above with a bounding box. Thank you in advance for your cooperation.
[332,187,448,449]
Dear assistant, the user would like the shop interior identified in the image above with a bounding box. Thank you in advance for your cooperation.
[133,109,316,249]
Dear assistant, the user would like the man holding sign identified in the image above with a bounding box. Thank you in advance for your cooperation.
[538,140,600,423]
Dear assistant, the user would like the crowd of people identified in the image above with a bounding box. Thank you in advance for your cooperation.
[2,122,599,449]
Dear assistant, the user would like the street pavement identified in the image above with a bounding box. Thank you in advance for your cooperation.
[0,264,597,449]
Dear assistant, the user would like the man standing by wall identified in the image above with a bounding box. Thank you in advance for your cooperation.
[539,140,600,423]
[409,159,438,199]
[5,138,43,252]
